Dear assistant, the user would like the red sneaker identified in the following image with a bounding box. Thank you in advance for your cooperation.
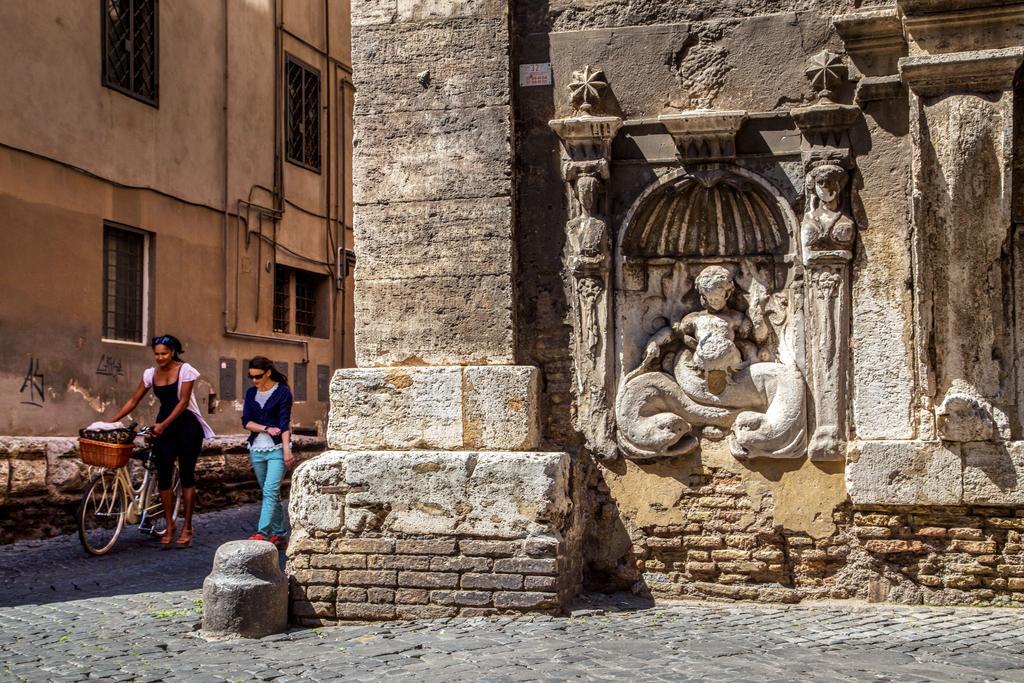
[248,533,268,541]
[269,534,287,547]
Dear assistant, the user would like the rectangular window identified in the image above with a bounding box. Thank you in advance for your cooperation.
[102,0,158,106]
[294,271,318,337]
[103,224,148,342]
[285,54,321,172]
[273,265,290,334]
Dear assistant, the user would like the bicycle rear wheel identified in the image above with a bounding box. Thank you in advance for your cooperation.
[77,470,127,556]
[140,467,181,536]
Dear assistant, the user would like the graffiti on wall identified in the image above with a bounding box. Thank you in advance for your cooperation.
[95,354,124,377]
[20,357,45,407]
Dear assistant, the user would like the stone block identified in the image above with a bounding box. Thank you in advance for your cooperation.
[352,0,506,27]
[398,571,459,588]
[453,590,492,606]
[335,538,395,554]
[337,570,398,587]
[396,605,459,619]
[288,451,347,534]
[355,273,514,367]
[395,539,458,555]
[429,556,491,572]
[396,588,429,604]
[846,440,963,505]
[336,603,396,620]
[327,366,540,451]
[493,558,557,575]
[353,107,510,206]
[353,19,508,113]
[463,366,540,451]
[356,198,512,281]
[202,541,288,639]
[7,457,47,496]
[340,450,570,538]
[328,368,463,450]
[461,572,522,590]
[962,441,1024,505]
[492,592,559,610]
[368,554,431,570]
[458,539,518,557]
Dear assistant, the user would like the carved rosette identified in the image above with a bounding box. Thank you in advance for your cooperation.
[793,51,861,461]
[550,75,623,460]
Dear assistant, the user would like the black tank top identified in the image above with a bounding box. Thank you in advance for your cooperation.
[154,377,180,423]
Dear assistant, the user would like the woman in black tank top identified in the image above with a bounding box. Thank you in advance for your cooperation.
[108,334,207,547]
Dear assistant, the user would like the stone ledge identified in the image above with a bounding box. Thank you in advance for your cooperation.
[289,450,570,538]
[327,366,540,451]
[899,47,1024,95]
[847,440,1024,506]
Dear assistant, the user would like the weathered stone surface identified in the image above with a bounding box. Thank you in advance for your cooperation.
[327,366,539,451]
[962,441,1024,505]
[355,198,512,281]
[353,19,509,113]
[339,450,570,537]
[328,368,462,450]
[847,441,963,505]
[354,274,515,367]
[463,366,540,451]
[202,541,288,639]
[354,107,510,206]
[353,0,506,26]
[288,451,347,535]
[7,456,47,496]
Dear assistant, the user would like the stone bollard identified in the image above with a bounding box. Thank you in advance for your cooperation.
[202,540,288,638]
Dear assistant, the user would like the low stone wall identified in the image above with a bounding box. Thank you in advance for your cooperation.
[286,450,579,624]
[621,462,1024,607]
[0,435,325,544]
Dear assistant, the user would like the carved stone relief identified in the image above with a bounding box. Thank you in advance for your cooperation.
[550,66,622,460]
[614,165,807,462]
[615,263,806,461]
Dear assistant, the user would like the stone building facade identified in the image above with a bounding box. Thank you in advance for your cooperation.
[0,1,353,537]
[289,0,1024,622]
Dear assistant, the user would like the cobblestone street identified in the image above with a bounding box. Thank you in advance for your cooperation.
[0,505,1021,681]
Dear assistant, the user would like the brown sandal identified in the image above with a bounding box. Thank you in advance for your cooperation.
[160,523,176,546]
[176,527,194,548]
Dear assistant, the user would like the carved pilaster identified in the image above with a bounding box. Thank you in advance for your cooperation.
[793,51,861,462]
[550,67,622,460]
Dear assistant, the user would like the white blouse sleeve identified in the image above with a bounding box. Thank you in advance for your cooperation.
[179,363,201,383]
[142,367,155,388]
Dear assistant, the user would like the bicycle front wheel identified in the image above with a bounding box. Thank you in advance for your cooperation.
[77,469,127,556]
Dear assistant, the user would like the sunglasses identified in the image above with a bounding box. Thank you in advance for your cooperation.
[249,371,269,380]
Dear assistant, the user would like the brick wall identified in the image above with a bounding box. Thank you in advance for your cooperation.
[288,534,573,625]
[616,465,1024,607]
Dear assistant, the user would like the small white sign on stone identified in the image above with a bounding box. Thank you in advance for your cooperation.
[519,63,552,87]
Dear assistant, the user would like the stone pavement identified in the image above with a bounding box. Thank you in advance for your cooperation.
[2,505,1024,682]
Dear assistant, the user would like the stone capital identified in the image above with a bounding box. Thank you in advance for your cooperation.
[899,47,1024,95]
[549,115,622,163]
[657,110,747,161]
[832,8,906,56]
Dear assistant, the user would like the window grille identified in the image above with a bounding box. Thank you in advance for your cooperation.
[285,55,321,172]
[102,0,158,106]
[295,271,318,337]
[273,266,290,334]
[103,224,146,342]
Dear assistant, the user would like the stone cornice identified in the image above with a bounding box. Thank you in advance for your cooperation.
[855,75,905,103]
[832,8,906,56]
[658,110,747,161]
[899,47,1024,95]
[899,0,1024,15]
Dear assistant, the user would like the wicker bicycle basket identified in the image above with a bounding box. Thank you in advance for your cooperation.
[78,438,133,469]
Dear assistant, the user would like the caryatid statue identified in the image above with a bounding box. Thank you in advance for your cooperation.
[801,162,855,461]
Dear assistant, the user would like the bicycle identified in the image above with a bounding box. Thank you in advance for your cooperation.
[76,426,182,556]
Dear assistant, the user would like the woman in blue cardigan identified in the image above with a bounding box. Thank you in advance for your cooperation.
[241,356,295,545]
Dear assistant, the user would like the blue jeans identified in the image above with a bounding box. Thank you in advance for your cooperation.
[249,447,287,536]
